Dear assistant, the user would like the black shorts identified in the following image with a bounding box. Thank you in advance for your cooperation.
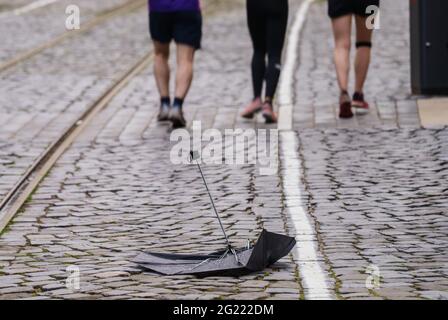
[149,11,202,49]
[328,0,380,19]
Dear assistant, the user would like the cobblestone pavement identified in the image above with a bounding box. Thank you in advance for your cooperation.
[0,1,302,300]
[1,0,447,301]
[0,0,136,63]
[0,2,149,201]
[298,128,448,299]
[290,0,448,300]
[293,0,421,130]
[0,0,239,203]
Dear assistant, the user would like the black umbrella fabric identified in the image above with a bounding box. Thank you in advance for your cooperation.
[135,151,296,277]
[135,229,296,277]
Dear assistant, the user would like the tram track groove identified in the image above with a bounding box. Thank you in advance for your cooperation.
[0,52,154,233]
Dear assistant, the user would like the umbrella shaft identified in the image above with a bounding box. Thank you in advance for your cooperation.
[195,161,231,248]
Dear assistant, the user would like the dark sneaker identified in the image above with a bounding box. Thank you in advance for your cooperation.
[262,103,278,123]
[352,92,370,111]
[157,103,171,122]
[168,107,186,128]
[339,91,353,119]
[241,98,262,119]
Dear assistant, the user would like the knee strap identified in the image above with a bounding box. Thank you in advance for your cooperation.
[356,41,372,48]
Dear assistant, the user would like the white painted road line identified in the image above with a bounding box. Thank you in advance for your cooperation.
[278,0,313,131]
[277,0,333,300]
[281,131,332,300]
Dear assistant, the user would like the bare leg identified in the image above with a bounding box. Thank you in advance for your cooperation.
[153,41,170,98]
[354,15,374,93]
[175,44,196,99]
[331,15,352,93]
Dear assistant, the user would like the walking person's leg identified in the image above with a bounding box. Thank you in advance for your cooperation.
[174,44,195,100]
[154,42,171,98]
[169,43,196,128]
[262,4,288,124]
[352,15,374,110]
[241,0,266,119]
[331,15,353,118]
[149,10,174,121]
[154,41,171,121]
[168,11,202,128]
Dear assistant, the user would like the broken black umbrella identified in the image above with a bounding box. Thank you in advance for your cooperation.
[135,151,296,277]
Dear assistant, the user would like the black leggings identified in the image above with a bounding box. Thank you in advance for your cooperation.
[247,0,288,101]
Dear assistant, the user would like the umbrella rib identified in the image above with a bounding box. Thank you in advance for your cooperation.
[180,258,212,274]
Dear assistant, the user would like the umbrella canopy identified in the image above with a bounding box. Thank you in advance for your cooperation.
[135,229,296,277]
[135,151,296,277]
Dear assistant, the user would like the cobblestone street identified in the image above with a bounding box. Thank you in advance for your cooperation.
[299,128,448,299]
[0,0,447,300]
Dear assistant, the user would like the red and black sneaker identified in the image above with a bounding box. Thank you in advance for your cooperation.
[241,97,262,119]
[339,91,353,119]
[352,92,369,111]
[262,102,278,123]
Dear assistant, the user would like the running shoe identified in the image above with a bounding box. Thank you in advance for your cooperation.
[168,107,186,128]
[339,91,353,119]
[352,92,370,111]
[262,102,278,123]
[241,98,262,119]
[157,103,171,121]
